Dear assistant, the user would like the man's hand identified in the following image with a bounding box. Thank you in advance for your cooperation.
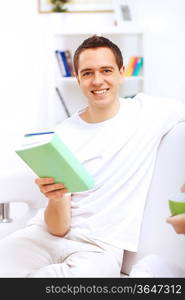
[35,177,71,236]
[166,214,185,234]
[35,177,68,201]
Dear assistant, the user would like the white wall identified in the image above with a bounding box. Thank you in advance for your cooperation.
[0,0,185,172]
[0,1,52,171]
[129,0,185,100]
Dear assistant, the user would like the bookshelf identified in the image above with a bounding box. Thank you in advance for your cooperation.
[51,25,145,122]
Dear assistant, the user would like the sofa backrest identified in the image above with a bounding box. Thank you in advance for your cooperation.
[122,122,185,274]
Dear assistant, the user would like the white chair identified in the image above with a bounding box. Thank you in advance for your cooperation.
[0,122,185,276]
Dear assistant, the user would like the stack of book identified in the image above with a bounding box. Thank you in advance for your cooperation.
[124,56,143,76]
[55,50,75,77]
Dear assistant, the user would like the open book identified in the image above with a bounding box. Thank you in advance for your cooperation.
[15,134,94,193]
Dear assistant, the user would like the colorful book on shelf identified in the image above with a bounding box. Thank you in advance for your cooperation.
[55,50,65,77]
[132,57,143,76]
[59,50,71,77]
[55,50,72,77]
[125,56,138,76]
[15,134,95,193]
[64,50,75,77]
[125,56,143,76]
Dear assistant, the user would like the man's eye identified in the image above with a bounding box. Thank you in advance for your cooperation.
[103,69,112,73]
[82,72,91,77]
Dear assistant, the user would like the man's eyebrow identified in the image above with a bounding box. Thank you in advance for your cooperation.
[101,66,114,69]
[80,68,92,74]
[80,66,114,74]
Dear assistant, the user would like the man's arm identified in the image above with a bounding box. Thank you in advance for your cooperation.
[35,177,71,237]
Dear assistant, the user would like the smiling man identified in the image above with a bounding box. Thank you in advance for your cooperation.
[0,35,185,278]
[75,46,124,123]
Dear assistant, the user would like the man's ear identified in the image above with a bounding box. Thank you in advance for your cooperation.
[74,72,80,85]
[120,66,125,77]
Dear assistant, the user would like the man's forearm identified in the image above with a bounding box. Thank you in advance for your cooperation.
[44,194,71,237]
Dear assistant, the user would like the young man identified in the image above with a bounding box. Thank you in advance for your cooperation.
[0,35,185,277]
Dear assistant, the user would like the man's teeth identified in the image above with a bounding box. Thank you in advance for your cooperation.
[93,89,107,94]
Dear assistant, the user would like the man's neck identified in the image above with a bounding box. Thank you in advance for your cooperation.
[81,99,120,124]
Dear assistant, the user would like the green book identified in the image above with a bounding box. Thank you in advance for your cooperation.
[15,134,94,193]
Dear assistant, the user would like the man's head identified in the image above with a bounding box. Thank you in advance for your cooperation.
[73,35,125,110]
[73,35,124,75]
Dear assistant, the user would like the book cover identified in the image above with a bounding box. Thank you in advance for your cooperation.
[124,56,138,76]
[15,134,94,193]
[132,57,143,76]
[55,50,65,77]
[64,50,75,77]
[59,51,71,77]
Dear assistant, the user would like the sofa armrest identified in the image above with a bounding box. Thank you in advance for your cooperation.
[121,122,185,274]
[0,168,47,237]
[0,168,47,208]
[137,122,185,267]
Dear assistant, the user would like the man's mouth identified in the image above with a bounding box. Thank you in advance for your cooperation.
[91,88,109,95]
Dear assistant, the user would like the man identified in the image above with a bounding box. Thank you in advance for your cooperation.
[0,35,185,277]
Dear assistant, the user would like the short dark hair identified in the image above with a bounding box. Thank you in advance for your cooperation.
[73,35,124,74]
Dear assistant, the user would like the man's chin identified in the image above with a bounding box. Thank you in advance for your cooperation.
[88,94,112,105]
[91,98,111,107]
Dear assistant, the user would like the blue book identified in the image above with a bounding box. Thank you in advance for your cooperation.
[132,57,143,76]
[59,51,71,77]
[55,50,65,76]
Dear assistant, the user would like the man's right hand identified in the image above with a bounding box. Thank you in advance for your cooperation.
[35,177,69,201]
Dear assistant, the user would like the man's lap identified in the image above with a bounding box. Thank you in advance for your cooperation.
[0,225,123,277]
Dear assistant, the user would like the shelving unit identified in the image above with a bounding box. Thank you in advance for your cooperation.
[51,25,145,122]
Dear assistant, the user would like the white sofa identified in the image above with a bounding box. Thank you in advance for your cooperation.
[0,122,185,276]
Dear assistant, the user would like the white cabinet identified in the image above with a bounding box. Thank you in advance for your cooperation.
[52,26,144,122]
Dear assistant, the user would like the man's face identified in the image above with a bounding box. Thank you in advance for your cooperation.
[76,47,124,108]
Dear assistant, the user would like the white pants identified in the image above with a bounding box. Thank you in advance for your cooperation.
[0,225,123,278]
[130,255,185,278]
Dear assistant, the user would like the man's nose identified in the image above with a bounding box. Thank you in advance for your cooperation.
[92,72,103,85]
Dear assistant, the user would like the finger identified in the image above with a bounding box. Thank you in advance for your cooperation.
[45,189,69,200]
[166,214,183,225]
[166,216,172,224]
[180,182,185,193]
[41,183,65,194]
[35,177,54,185]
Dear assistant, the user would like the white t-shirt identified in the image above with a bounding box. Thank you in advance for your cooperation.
[28,93,185,252]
